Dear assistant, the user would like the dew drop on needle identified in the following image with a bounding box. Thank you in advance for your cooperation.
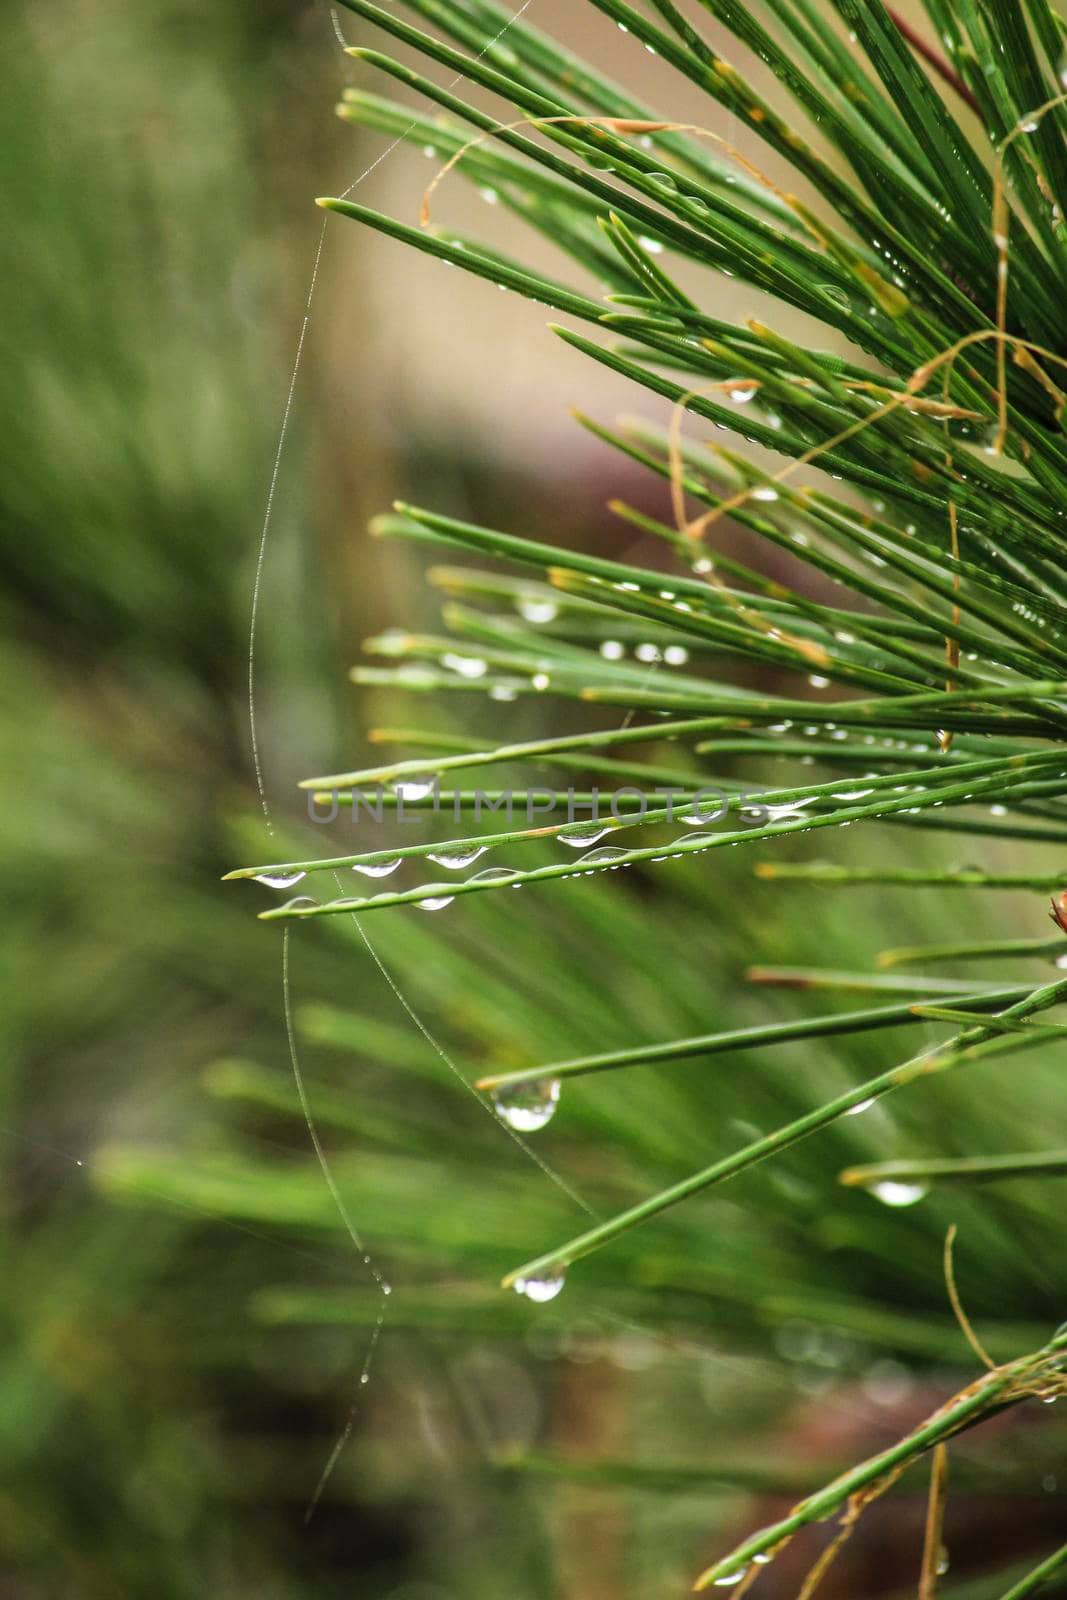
[558,823,614,848]
[394,779,437,801]
[254,870,307,889]
[869,1181,928,1207]
[513,1266,566,1303]
[426,844,488,870]
[353,858,401,878]
[491,1077,561,1132]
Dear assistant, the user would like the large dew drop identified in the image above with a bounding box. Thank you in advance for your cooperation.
[394,778,437,802]
[517,596,559,624]
[576,846,630,868]
[819,283,852,311]
[869,1180,928,1207]
[558,822,615,848]
[427,844,489,871]
[416,893,455,911]
[513,1266,566,1303]
[492,1077,561,1132]
[353,857,401,878]
[254,870,307,889]
[442,652,488,679]
[712,1566,751,1588]
[471,866,522,886]
[681,797,727,826]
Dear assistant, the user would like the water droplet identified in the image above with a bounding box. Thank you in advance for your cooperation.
[518,597,558,624]
[727,380,758,403]
[532,672,551,691]
[664,645,689,665]
[713,1567,750,1588]
[692,557,713,575]
[470,866,522,885]
[577,846,630,867]
[638,235,664,254]
[635,642,662,663]
[1017,116,1040,134]
[819,283,852,311]
[680,796,727,826]
[353,857,401,878]
[394,779,437,801]
[752,485,779,502]
[416,893,455,911]
[254,870,307,889]
[492,1076,561,1132]
[513,1266,566,1302]
[280,895,319,912]
[490,684,518,701]
[427,844,489,870]
[599,639,625,660]
[558,822,614,847]
[808,674,830,689]
[1055,953,1067,970]
[442,652,488,679]
[479,185,498,204]
[750,802,798,824]
[845,1097,876,1116]
[869,1181,928,1207]
[679,832,716,850]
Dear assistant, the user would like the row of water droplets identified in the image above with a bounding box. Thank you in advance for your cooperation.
[252,769,809,905]
[252,744,1010,912]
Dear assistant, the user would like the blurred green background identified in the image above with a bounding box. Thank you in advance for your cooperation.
[2,3,1064,1596]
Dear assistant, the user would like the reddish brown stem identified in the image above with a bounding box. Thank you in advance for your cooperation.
[887,9,983,119]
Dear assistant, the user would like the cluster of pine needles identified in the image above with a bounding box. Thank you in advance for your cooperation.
[225,1,1067,1593]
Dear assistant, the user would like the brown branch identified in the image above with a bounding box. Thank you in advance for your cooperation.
[887,9,983,118]
[918,1445,950,1600]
